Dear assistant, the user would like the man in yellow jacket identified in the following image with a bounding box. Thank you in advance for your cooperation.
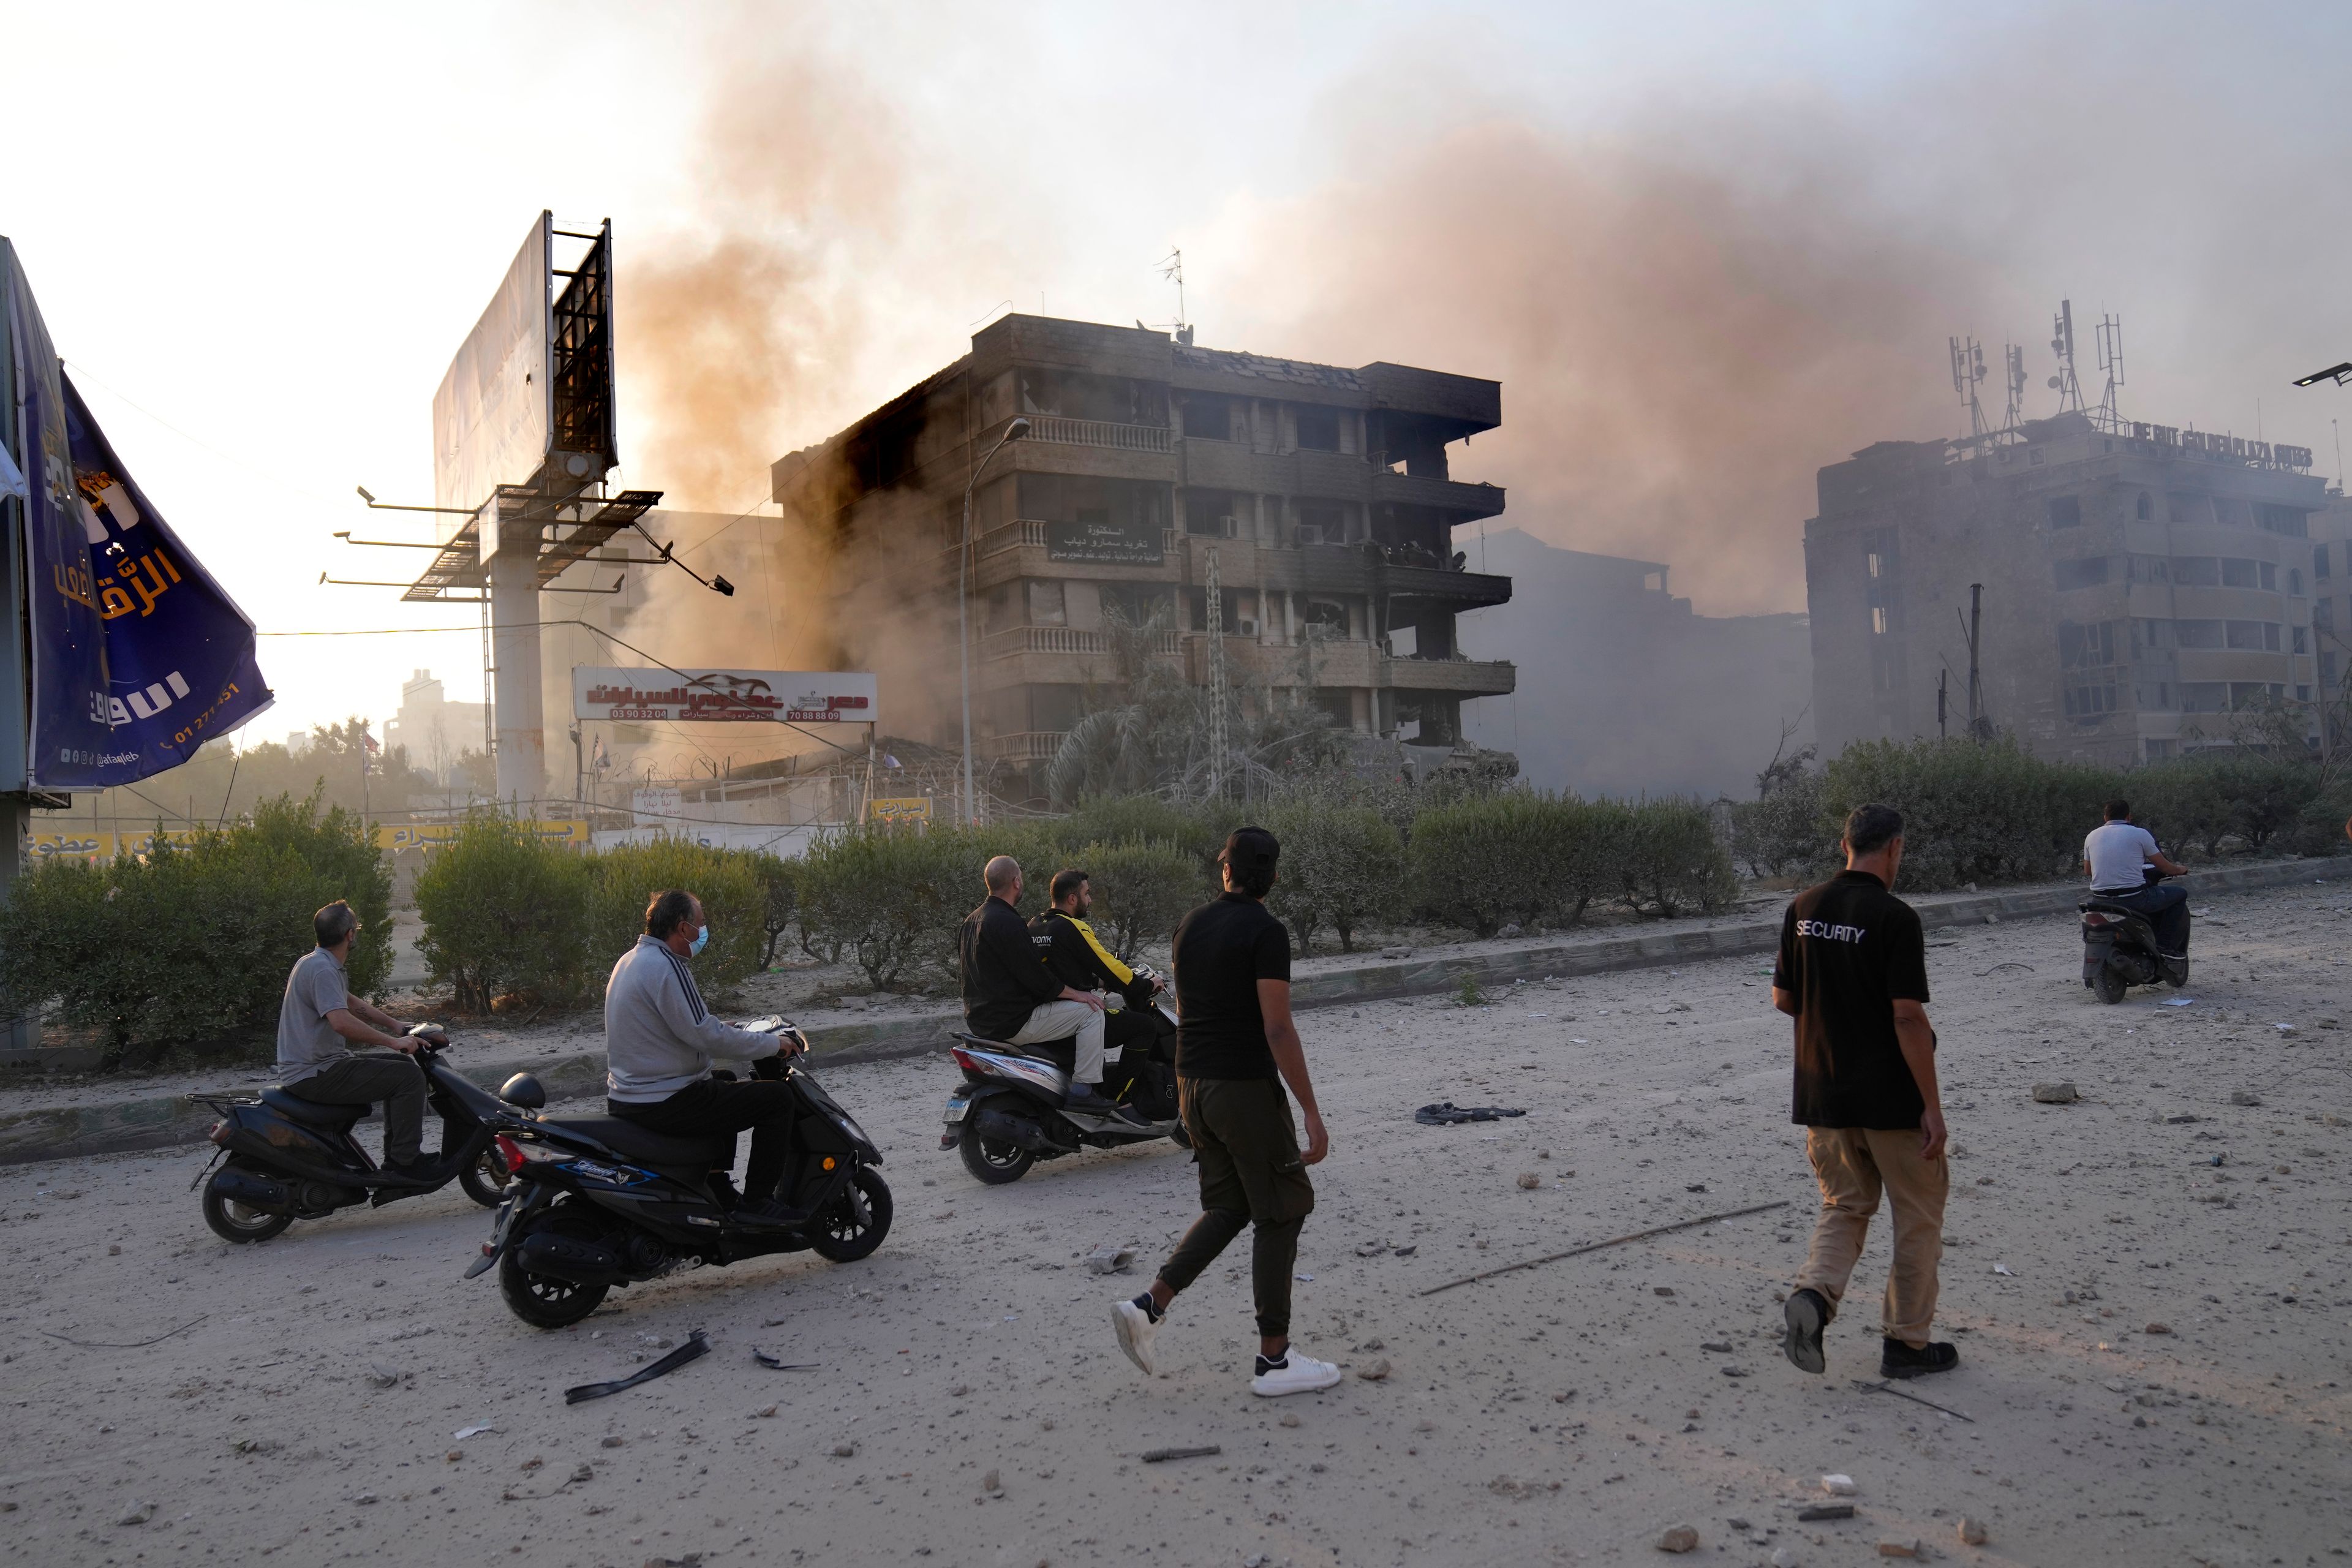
[1029,867,1172,1088]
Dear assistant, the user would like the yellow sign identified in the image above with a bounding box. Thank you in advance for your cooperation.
[867,797,933,824]
[375,820,590,851]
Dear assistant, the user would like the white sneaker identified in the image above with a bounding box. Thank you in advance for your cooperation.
[1112,1298,1161,1376]
[1250,1351,1341,1397]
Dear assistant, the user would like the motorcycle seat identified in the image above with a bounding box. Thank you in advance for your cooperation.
[261,1087,366,1128]
[543,1115,729,1170]
[2080,895,2143,916]
[954,1031,1077,1071]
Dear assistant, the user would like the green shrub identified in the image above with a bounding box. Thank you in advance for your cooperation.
[1265,804,1404,956]
[1819,737,2117,891]
[1616,797,1740,916]
[413,813,592,1012]
[1068,839,1205,961]
[2128,760,2234,858]
[1406,794,1566,937]
[582,840,769,990]
[1042,796,1221,865]
[1730,771,1834,880]
[0,791,390,1061]
[2286,784,2352,858]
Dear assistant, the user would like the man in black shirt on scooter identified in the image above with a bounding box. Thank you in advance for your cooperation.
[958,855,1123,1116]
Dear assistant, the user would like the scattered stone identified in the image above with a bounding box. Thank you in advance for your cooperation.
[1355,1242,1386,1257]
[1820,1474,1857,1496]
[1877,1540,1921,1559]
[2032,1082,2080,1104]
[1656,1524,1699,1553]
[600,1434,627,1448]
[1796,1504,1855,1522]
[2230,1090,2262,1107]
[445,1450,462,1463]
[755,1405,778,1419]
[1357,1359,1392,1381]
[829,1441,858,1458]
[1392,1245,1416,1257]
[354,1493,377,1504]
[1381,947,1415,960]
[1279,1413,1300,1428]
[1959,1517,1989,1545]
[115,1501,156,1526]
[1517,1173,1542,1190]
[2144,1322,2172,1335]
[1983,912,1999,925]
[570,1463,593,1483]
[1771,1548,1802,1568]
[368,1363,402,1389]
[1684,1182,1707,1193]
[1700,1341,1733,1353]
[982,1469,1001,1493]
[1082,1245,1136,1275]
[107,1244,120,1256]
[1537,1149,1552,1160]
[950,1384,971,1398]
[1721,1365,1752,1378]
[1653,1286,1676,1297]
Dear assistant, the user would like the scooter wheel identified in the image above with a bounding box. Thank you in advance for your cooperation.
[458,1147,515,1208]
[2092,966,2128,1005]
[810,1166,894,1262]
[499,1208,611,1329]
[202,1164,292,1243]
[959,1121,1034,1185]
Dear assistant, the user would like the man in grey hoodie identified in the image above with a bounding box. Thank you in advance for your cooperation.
[606,888,802,1223]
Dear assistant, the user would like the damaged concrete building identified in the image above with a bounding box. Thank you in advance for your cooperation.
[1807,411,2326,764]
[772,314,1517,799]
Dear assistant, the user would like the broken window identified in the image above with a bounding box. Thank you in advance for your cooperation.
[2173,619,2225,649]
[2135,492,2154,521]
[1295,499,1348,546]
[2221,558,2259,589]
[2293,625,2309,654]
[2258,503,2308,537]
[2317,543,2332,580]
[2179,682,2229,713]
[2047,495,2082,529]
[1183,393,1236,442]
[2169,556,2220,586]
[2053,557,2111,590]
[1295,405,1341,452]
[2057,620,2117,669]
[1026,580,1067,626]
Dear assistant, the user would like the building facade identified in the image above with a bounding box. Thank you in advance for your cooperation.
[383,668,489,783]
[1807,412,2326,766]
[772,315,1515,796]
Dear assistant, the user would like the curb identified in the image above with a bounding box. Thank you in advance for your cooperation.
[1,856,2332,1168]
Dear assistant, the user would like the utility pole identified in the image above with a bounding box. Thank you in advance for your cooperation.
[1205,547,1228,799]
[1963,583,1987,742]
[1937,668,1948,741]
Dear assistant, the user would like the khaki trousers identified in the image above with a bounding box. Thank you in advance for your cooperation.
[1794,1126,1948,1347]
[1008,997,1107,1084]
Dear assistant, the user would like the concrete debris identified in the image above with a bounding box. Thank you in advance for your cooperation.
[2145,1322,2173,1335]
[368,1363,402,1389]
[1877,1540,1922,1558]
[1656,1524,1699,1553]
[1084,1244,1137,1275]
[1820,1474,1857,1496]
[1517,1172,1542,1189]
[1959,1517,1989,1545]
[1771,1548,1802,1568]
[1701,1341,1733,1353]
[2032,1082,2080,1104]
[2230,1090,2262,1106]
[982,1468,1001,1493]
[115,1501,156,1526]
[829,1441,857,1458]
[1357,1358,1392,1381]
[1796,1504,1855,1521]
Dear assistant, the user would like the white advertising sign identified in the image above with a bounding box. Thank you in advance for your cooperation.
[431,213,552,526]
[573,667,880,726]
[631,786,683,826]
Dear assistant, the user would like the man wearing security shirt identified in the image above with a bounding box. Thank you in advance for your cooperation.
[605,888,804,1224]
[1770,804,1959,1384]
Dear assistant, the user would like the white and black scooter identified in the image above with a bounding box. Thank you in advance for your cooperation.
[940,964,1186,1184]
[2080,870,2190,1004]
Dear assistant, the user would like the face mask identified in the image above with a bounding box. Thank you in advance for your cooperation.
[689,924,710,957]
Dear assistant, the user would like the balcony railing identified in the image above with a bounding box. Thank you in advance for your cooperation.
[982,625,1181,660]
[980,730,1070,761]
[1022,416,1172,454]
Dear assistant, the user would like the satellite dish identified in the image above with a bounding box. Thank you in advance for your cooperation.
[2046,376,2062,390]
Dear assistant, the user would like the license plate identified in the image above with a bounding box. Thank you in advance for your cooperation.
[942,1095,972,1125]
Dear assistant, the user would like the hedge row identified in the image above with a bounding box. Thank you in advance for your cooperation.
[0,792,391,1062]
[1730,736,2351,891]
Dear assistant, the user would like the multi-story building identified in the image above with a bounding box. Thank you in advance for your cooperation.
[1807,411,2326,766]
[771,314,1515,797]
[2310,489,2352,744]
[383,668,489,782]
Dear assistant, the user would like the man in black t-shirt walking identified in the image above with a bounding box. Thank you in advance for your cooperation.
[1771,803,1959,1382]
[1110,827,1340,1398]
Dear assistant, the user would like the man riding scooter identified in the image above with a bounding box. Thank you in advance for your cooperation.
[957,856,1129,1118]
[1031,867,1174,1101]
[2083,798,2190,959]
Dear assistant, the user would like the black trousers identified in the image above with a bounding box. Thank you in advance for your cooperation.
[285,1056,429,1165]
[609,1079,796,1200]
[2098,882,2190,956]
[1156,1077,1315,1340]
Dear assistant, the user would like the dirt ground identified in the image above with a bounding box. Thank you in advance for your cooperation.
[1,878,2346,1568]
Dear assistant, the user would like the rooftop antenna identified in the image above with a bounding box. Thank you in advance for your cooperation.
[2094,310,2125,431]
[1949,335,1989,437]
[1155,248,1193,347]
[2003,342,2027,430]
[2048,299,2085,415]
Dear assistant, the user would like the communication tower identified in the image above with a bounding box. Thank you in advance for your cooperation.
[2047,299,2086,415]
[1949,336,1989,437]
[2003,342,2027,430]
[2094,311,2126,431]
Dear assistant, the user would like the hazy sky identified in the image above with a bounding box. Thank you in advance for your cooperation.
[9,1,2351,741]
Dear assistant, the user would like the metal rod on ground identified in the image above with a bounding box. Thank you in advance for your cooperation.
[1852,1378,1975,1422]
[1418,1200,1791,1297]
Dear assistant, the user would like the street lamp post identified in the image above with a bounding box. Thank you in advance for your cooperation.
[959,417,1029,825]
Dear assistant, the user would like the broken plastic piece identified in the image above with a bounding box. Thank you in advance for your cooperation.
[564,1330,710,1404]
[1414,1102,1528,1125]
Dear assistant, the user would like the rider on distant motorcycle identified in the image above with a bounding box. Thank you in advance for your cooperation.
[2084,798,2190,958]
[1030,868,1172,1065]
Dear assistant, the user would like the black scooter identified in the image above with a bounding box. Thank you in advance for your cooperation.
[468,1018,892,1329]
[187,1025,516,1243]
[2081,872,2190,1003]
[941,965,1185,1185]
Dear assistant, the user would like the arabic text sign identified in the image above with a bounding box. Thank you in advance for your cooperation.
[573,667,879,726]
[867,796,933,824]
[1046,519,1164,566]
[376,821,588,851]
